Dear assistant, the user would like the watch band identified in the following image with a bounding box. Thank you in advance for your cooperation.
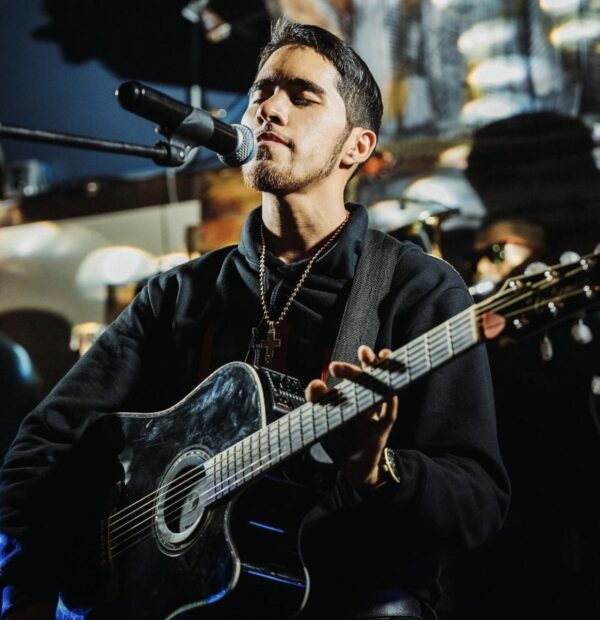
[382,447,401,485]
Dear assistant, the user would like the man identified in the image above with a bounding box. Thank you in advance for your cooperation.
[0,20,509,620]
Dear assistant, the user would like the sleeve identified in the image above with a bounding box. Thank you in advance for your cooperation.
[0,277,166,616]
[332,268,511,552]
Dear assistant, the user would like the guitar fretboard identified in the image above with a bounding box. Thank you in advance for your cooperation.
[205,306,478,504]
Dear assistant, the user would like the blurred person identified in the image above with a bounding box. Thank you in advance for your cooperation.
[441,112,600,620]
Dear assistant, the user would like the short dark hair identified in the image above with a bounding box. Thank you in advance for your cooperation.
[258,19,383,138]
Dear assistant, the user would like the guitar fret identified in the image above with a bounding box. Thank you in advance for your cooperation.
[290,410,303,452]
[279,415,291,459]
[212,454,221,500]
[287,413,294,458]
[452,333,474,352]
[251,432,260,470]
[423,333,432,371]
[430,331,451,360]
[220,447,227,492]
[313,405,328,439]
[268,423,280,465]
[232,445,241,489]
[300,407,316,445]
[259,427,269,470]
[446,321,454,357]
[338,383,355,423]
[225,447,233,491]
[275,417,284,463]
[392,347,409,388]
[325,399,342,430]
[236,444,244,485]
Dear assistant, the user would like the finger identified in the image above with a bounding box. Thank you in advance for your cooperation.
[388,395,399,423]
[329,360,362,380]
[371,395,399,425]
[357,345,377,369]
[378,348,393,360]
[305,378,329,402]
[370,401,387,422]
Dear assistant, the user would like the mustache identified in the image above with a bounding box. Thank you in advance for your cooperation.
[255,124,293,149]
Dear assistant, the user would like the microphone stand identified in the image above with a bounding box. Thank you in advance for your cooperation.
[0,122,189,166]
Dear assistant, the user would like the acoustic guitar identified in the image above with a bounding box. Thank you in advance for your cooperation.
[59,251,599,619]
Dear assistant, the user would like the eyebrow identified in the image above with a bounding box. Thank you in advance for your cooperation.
[248,74,327,97]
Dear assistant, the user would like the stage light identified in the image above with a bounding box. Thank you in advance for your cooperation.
[438,144,471,170]
[460,94,530,125]
[467,55,528,90]
[458,19,517,59]
[76,246,156,289]
[539,0,581,16]
[467,55,555,95]
[550,16,600,48]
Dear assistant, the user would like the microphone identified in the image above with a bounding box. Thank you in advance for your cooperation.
[116,81,255,167]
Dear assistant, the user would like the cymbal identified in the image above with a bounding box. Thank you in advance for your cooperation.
[368,198,460,233]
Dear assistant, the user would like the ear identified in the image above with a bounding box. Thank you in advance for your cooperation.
[340,128,377,169]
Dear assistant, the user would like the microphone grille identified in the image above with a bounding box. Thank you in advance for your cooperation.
[218,124,256,167]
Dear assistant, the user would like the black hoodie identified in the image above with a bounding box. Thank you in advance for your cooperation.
[0,204,509,618]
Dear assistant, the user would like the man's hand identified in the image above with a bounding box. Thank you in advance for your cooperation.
[305,345,399,490]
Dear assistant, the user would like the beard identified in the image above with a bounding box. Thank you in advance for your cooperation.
[242,126,351,194]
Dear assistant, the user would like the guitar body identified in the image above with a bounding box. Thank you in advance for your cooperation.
[62,362,310,619]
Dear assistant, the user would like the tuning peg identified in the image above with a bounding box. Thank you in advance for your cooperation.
[524,261,548,276]
[571,318,593,345]
[540,333,554,362]
[560,251,581,265]
[468,280,495,298]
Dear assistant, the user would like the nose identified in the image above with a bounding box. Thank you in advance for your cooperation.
[256,91,288,126]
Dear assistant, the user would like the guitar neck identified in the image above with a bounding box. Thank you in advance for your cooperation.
[206,306,479,503]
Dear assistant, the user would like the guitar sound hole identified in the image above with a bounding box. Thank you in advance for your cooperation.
[164,465,205,534]
[155,447,212,554]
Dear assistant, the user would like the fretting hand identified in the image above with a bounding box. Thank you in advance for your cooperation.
[305,345,399,490]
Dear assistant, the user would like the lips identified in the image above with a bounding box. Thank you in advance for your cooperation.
[256,131,290,147]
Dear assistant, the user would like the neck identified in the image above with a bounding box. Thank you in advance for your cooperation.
[261,191,348,264]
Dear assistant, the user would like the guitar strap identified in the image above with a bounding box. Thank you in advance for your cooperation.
[326,228,404,387]
[311,228,404,464]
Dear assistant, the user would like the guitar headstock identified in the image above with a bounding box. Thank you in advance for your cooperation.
[478,249,600,342]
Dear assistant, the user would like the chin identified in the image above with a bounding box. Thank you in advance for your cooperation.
[242,160,294,193]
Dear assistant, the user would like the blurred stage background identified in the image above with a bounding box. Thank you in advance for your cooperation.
[1,1,599,618]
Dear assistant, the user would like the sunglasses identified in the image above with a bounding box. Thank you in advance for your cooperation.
[471,239,534,265]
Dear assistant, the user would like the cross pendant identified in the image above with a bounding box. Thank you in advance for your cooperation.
[258,323,281,367]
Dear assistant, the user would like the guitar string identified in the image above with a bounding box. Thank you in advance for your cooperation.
[108,325,472,553]
[107,306,478,531]
[109,312,508,554]
[109,308,509,557]
[110,370,428,557]
[110,447,297,559]
[109,375,393,551]
[107,265,595,554]
[106,285,535,547]
[107,310,476,540]
[502,287,593,319]
[108,293,530,550]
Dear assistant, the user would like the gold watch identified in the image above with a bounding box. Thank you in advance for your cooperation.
[381,447,401,485]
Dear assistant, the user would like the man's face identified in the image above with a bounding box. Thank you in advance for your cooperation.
[241,45,351,194]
